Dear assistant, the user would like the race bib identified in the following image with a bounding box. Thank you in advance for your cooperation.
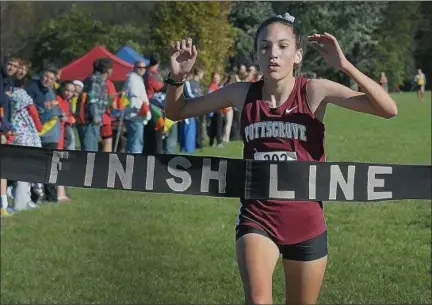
[254,151,297,162]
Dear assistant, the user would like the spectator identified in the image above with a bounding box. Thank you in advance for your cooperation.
[71,80,84,113]
[8,87,44,211]
[53,68,62,90]
[238,64,248,81]
[221,74,237,143]
[247,65,259,82]
[122,60,151,154]
[14,59,32,88]
[76,58,112,152]
[101,67,117,152]
[73,80,84,96]
[1,56,19,216]
[188,67,205,150]
[207,72,223,147]
[144,53,166,155]
[26,67,61,202]
[228,69,242,142]
[179,72,198,153]
[144,53,166,100]
[414,68,426,102]
[56,81,76,151]
[56,81,76,201]
[379,72,388,92]
[0,56,19,134]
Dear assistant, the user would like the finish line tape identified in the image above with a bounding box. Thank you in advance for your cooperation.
[0,145,430,202]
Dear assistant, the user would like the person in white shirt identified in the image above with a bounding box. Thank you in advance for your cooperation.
[122,61,151,153]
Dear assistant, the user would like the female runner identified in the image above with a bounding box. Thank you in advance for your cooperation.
[165,13,397,305]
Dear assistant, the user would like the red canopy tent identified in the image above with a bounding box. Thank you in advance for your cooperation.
[60,45,133,81]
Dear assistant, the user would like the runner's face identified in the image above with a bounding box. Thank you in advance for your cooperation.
[256,22,302,81]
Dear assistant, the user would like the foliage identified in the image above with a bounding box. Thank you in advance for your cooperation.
[31,4,146,69]
[228,1,275,67]
[271,2,388,82]
[415,2,432,89]
[368,2,421,89]
[0,2,48,59]
[150,1,237,86]
[4,2,428,90]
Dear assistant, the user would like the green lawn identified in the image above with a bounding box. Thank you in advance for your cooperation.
[1,91,431,304]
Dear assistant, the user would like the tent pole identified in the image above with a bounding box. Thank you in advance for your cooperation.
[113,109,126,153]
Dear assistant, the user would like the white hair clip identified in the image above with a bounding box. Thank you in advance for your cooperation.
[277,13,295,23]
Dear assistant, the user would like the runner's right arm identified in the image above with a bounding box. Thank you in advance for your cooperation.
[165,80,249,121]
[165,38,249,121]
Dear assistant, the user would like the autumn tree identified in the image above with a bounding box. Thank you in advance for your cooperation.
[150,1,237,85]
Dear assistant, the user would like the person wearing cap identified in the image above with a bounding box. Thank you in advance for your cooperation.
[71,80,83,113]
[73,80,84,93]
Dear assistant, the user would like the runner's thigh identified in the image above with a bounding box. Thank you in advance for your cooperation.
[236,226,280,304]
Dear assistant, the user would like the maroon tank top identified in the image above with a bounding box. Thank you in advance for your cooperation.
[238,76,327,245]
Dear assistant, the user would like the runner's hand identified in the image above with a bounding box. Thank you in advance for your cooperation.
[170,38,198,81]
[308,33,349,71]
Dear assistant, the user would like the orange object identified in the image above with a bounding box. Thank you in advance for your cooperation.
[154,117,164,131]
[75,92,88,124]
[222,107,231,114]
[138,102,150,117]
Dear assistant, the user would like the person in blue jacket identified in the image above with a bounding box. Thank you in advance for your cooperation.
[25,67,61,202]
[0,57,19,135]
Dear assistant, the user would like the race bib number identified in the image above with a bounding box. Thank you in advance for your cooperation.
[254,151,297,162]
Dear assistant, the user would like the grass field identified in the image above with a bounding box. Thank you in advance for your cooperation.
[1,91,431,304]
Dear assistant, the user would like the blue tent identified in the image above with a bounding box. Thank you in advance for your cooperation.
[116,46,150,66]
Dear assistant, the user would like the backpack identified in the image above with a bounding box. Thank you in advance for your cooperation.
[73,92,88,124]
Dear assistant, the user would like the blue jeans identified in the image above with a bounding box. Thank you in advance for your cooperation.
[163,123,178,154]
[77,123,100,152]
[179,118,196,153]
[125,120,144,154]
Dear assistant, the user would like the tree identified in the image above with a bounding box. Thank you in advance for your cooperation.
[414,2,432,90]
[369,2,421,90]
[31,4,146,69]
[229,1,275,67]
[0,2,71,61]
[150,2,237,85]
[271,2,387,82]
